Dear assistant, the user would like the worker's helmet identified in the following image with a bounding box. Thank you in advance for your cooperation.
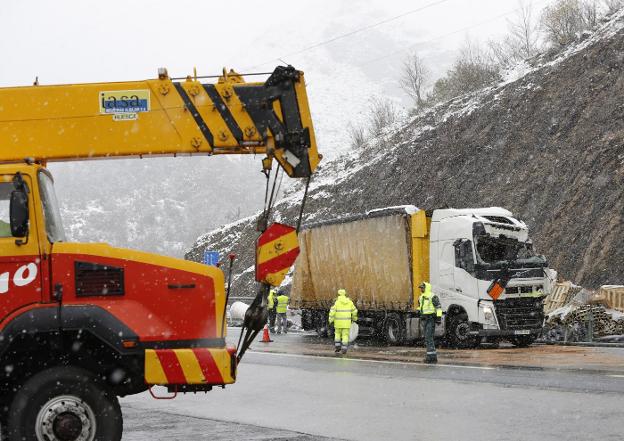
[337,288,347,296]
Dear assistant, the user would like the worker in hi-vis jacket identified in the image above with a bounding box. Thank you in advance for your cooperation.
[418,282,443,364]
[328,289,358,354]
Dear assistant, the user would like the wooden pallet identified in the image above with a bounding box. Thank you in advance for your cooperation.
[544,281,582,314]
[599,285,624,312]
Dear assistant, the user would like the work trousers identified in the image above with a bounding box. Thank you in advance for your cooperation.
[422,314,436,354]
[268,309,276,329]
[334,327,350,347]
[276,313,287,333]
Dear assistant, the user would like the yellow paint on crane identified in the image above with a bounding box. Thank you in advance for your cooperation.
[144,350,168,385]
[175,349,207,383]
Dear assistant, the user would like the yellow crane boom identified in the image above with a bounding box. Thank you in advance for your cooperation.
[0,66,320,177]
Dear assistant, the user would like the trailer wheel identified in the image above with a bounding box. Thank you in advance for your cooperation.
[446,314,479,349]
[315,311,329,338]
[8,366,122,441]
[383,313,404,345]
[510,335,537,348]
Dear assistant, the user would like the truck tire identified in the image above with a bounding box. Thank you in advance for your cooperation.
[0,392,10,441]
[7,366,122,441]
[446,314,479,349]
[315,311,329,338]
[510,335,537,348]
[383,313,404,345]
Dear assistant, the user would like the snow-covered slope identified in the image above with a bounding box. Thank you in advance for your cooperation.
[187,11,624,292]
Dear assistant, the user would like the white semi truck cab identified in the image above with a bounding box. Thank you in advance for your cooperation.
[430,207,548,347]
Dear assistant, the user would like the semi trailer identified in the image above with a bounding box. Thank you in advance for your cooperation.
[292,206,549,347]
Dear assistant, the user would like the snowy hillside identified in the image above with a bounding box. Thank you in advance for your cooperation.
[187,11,624,293]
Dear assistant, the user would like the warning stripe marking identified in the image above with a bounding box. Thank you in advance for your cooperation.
[203,84,243,143]
[175,349,206,384]
[257,223,297,247]
[145,350,168,384]
[173,82,214,147]
[209,348,234,383]
[155,349,187,384]
[193,348,224,384]
[145,348,234,385]
[257,247,300,282]
[256,230,298,265]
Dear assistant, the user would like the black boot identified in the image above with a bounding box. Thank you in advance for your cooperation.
[424,352,438,364]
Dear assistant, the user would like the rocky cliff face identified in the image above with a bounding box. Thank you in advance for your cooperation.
[186,13,624,295]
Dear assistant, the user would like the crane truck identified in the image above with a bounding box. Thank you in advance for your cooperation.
[293,206,549,348]
[0,65,320,440]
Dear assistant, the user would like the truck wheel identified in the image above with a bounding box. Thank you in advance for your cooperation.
[446,314,478,349]
[510,335,537,348]
[315,311,329,338]
[0,392,10,441]
[8,366,122,441]
[383,313,404,345]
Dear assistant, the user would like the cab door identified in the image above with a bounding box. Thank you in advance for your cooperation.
[453,239,479,299]
[437,240,456,294]
[0,174,43,320]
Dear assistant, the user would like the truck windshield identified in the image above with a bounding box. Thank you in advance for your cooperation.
[475,234,534,264]
[38,171,67,243]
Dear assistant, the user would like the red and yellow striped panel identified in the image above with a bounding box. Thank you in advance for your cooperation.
[255,223,300,287]
[145,348,236,385]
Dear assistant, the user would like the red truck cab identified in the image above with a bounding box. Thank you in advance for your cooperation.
[0,163,235,440]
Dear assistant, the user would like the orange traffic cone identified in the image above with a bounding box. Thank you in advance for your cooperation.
[261,324,273,343]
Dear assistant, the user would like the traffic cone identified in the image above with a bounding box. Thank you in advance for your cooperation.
[261,324,273,343]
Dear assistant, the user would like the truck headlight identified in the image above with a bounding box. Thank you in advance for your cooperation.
[480,304,497,327]
[483,306,494,322]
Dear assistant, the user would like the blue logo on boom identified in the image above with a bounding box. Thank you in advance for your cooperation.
[99,90,150,114]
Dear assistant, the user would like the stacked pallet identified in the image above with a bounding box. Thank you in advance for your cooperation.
[599,285,624,312]
[544,282,582,314]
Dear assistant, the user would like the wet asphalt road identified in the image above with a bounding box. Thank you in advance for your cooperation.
[122,404,340,441]
[122,335,624,441]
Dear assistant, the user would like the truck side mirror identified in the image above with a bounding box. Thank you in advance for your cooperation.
[10,190,29,237]
[10,174,29,239]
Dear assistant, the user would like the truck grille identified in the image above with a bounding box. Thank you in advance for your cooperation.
[504,285,543,295]
[75,261,125,297]
[494,297,544,330]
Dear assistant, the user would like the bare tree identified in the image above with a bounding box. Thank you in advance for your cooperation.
[541,0,585,46]
[428,39,500,103]
[348,123,366,150]
[581,0,599,28]
[347,98,401,148]
[508,0,540,59]
[399,52,430,110]
[488,39,515,68]
[604,0,624,14]
[367,97,400,137]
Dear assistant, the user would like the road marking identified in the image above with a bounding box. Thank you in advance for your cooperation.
[607,374,624,378]
[248,350,497,370]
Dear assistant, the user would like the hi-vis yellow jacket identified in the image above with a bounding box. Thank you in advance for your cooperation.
[419,282,442,317]
[268,290,276,309]
[328,289,358,329]
[276,294,289,314]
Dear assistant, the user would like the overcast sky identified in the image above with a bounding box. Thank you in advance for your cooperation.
[1,0,555,85]
[0,0,557,157]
